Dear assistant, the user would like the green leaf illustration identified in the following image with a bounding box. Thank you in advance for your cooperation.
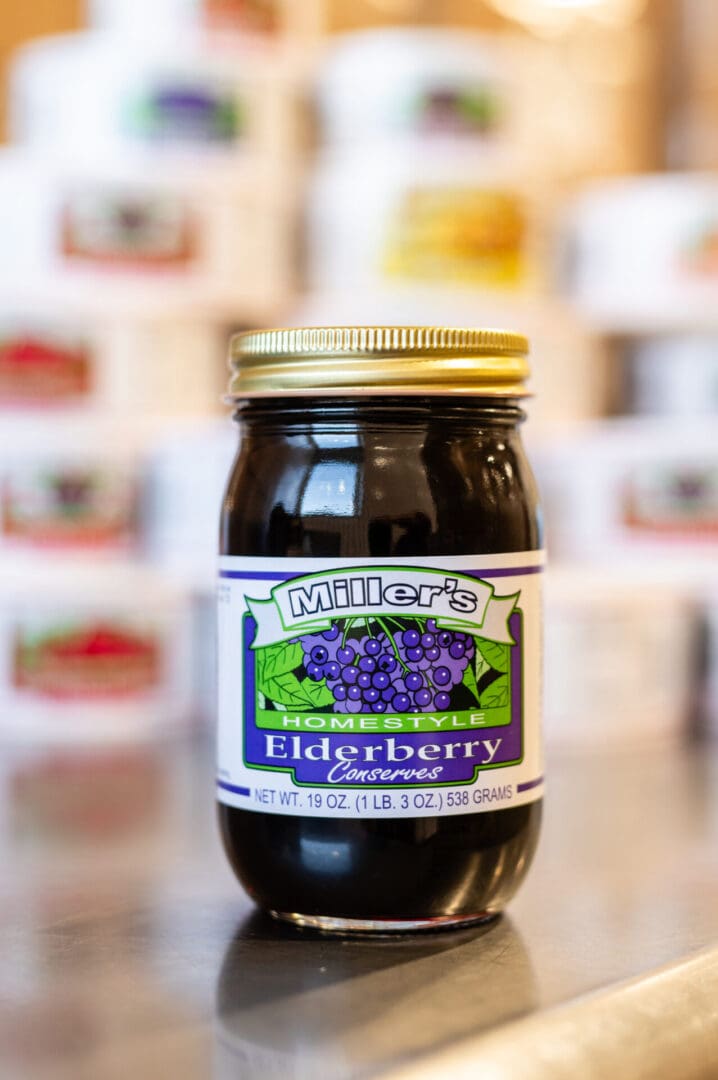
[255,640,303,697]
[460,642,494,707]
[479,674,510,709]
[265,672,335,710]
[477,640,510,673]
[462,653,479,703]
[255,640,335,710]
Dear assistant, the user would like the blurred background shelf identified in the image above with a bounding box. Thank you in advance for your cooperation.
[0,1,716,1074]
[0,0,714,756]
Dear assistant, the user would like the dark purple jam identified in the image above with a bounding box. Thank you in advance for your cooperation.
[218,396,542,926]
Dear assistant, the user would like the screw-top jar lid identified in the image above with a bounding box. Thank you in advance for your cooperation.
[228,326,530,399]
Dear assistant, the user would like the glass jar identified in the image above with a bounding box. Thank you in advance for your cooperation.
[218,326,544,933]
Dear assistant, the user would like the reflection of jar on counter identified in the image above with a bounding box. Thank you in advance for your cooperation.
[215,912,537,1077]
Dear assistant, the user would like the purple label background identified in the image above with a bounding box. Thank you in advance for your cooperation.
[243,613,523,786]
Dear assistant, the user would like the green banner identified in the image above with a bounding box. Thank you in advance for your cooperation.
[255,707,511,734]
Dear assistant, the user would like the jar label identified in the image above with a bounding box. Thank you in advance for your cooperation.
[127,83,243,146]
[12,619,162,700]
[2,467,137,549]
[411,84,503,137]
[623,464,718,538]
[217,552,544,818]
[0,335,92,405]
[383,189,527,287]
[60,190,195,268]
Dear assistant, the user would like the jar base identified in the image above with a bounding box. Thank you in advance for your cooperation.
[269,908,499,935]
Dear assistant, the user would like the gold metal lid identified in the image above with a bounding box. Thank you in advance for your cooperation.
[228,326,530,399]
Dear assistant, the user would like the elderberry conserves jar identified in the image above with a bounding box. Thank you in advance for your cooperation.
[218,326,544,933]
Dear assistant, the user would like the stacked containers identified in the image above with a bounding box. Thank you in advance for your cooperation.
[87,0,323,41]
[563,174,718,330]
[0,10,305,750]
[543,567,698,748]
[305,27,634,748]
[306,28,609,430]
[547,174,718,743]
[305,27,614,438]
[0,411,196,740]
[309,30,544,296]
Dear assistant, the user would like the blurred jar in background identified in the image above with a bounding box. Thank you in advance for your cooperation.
[0,562,193,744]
[0,309,226,417]
[145,420,236,726]
[87,0,288,38]
[145,419,235,593]
[315,20,655,185]
[563,174,718,328]
[307,147,547,294]
[309,29,551,297]
[534,418,718,562]
[627,336,718,417]
[316,29,513,149]
[10,31,301,164]
[544,567,698,748]
[0,148,294,320]
[0,415,143,558]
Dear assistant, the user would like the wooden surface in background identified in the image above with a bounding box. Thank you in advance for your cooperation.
[0,1,83,141]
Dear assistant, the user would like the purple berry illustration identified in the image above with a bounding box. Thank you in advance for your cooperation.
[289,612,503,716]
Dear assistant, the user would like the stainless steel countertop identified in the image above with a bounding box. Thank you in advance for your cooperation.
[1,738,717,1079]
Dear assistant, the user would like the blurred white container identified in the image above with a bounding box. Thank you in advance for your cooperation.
[0,562,194,743]
[544,567,697,747]
[292,291,609,428]
[11,31,302,163]
[317,29,513,149]
[0,310,225,414]
[564,175,718,330]
[0,149,295,319]
[0,414,148,557]
[317,28,649,186]
[190,590,217,726]
[629,336,718,416]
[535,418,718,562]
[307,145,546,294]
[87,0,319,38]
[89,0,198,32]
[146,419,236,591]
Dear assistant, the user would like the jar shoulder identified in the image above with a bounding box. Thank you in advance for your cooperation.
[221,424,542,557]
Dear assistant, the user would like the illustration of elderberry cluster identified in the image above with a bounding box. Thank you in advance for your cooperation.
[299,618,476,714]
